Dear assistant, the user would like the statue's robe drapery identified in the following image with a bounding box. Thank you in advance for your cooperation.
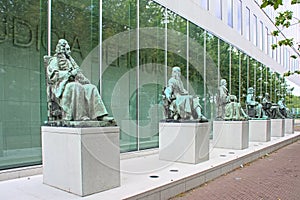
[47,55,108,120]
[216,84,229,119]
[164,77,200,119]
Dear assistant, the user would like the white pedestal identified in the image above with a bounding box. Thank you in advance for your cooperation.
[284,119,294,134]
[249,120,271,142]
[270,119,285,137]
[213,121,249,150]
[159,122,210,164]
[42,126,120,197]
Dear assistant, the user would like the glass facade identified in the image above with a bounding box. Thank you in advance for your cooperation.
[260,21,264,51]
[200,0,209,10]
[237,0,242,35]
[245,7,250,41]
[252,14,258,46]
[214,0,222,19]
[0,0,47,170]
[0,0,298,170]
[227,0,233,28]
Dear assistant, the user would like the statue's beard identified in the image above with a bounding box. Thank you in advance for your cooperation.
[173,73,181,80]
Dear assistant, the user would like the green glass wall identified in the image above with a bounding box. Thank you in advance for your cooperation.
[102,0,138,152]
[138,0,165,150]
[0,0,47,169]
[51,0,100,82]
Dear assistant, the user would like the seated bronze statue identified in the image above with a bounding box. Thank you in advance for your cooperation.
[45,39,114,125]
[224,95,248,120]
[245,87,267,119]
[277,97,293,118]
[216,79,229,120]
[262,93,285,119]
[162,67,208,122]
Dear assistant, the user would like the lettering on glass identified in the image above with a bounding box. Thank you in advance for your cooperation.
[0,15,84,59]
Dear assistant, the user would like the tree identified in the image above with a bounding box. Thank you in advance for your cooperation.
[260,0,300,72]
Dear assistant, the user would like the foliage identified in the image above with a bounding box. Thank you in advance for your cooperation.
[260,0,300,60]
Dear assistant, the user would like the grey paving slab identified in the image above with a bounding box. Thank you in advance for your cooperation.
[0,132,299,200]
[171,139,300,200]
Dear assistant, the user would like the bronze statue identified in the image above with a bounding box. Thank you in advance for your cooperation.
[262,93,285,119]
[162,67,208,122]
[278,97,292,118]
[216,79,229,120]
[46,39,113,123]
[224,95,248,120]
[245,87,267,119]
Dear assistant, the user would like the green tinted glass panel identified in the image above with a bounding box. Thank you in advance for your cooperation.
[51,0,100,83]
[188,22,205,115]
[240,53,248,107]
[205,32,219,118]
[231,47,239,98]
[138,0,165,150]
[249,58,257,91]
[167,10,187,80]
[0,0,47,169]
[219,40,230,92]
[102,0,138,152]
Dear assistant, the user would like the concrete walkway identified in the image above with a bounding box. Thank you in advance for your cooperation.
[0,123,299,200]
[171,139,300,200]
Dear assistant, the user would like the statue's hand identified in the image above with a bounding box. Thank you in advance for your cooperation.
[166,94,171,102]
[182,90,188,95]
[70,68,79,76]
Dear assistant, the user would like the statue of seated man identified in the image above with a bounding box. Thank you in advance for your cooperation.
[224,95,248,120]
[216,79,229,120]
[47,39,113,122]
[277,98,292,118]
[163,66,208,122]
[246,87,266,119]
[262,93,285,119]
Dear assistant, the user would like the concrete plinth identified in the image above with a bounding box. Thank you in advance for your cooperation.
[213,121,249,150]
[42,126,120,197]
[159,122,210,164]
[270,119,285,137]
[249,120,271,142]
[284,119,294,134]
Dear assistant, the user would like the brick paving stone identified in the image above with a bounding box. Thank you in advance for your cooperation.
[171,140,300,200]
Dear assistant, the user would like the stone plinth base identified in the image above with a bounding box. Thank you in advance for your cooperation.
[284,119,294,134]
[159,122,210,164]
[270,119,285,137]
[213,121,249,150]
[249,120,271,142]
[42,126,120,197]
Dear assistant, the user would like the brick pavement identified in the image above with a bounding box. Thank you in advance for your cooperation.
[171,139,300,200]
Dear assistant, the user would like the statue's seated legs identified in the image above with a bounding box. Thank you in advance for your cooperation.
[194,105,208,122]
[162,88,178,120]
[247,105,256,118]
[256,104,262,118]
[247,103,267,119]
[279,108,287,118]
[162,90,207,122]
[225,102,247,120]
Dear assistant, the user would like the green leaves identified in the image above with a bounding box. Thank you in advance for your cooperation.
[271,44,278,50]
[278,38,294,47]
[271,30,279,36]
[261,0,299,63]
[275,11,293,28]
[283,71,292,77]
[260,0,283,9]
